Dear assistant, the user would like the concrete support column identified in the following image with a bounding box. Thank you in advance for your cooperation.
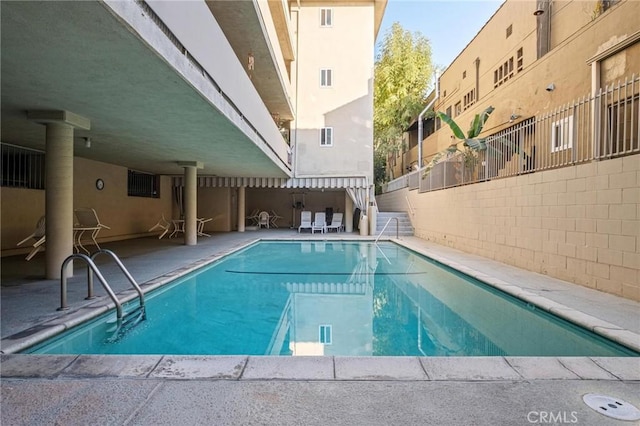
[45,124,75,279]
[369,188,377,237]
[237,186,246,232]
[344,191,354,233]
[28,110,90,279]
[178,161,203,246]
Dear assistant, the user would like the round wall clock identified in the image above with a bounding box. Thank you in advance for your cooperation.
[96,178,105,190]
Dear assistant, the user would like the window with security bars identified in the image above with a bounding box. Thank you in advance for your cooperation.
[320,8,332,27]
[320,69,333,87]
[128,170,160,198]
[1,143,45,189]
[551,116,574,153]
[320,127,333,146]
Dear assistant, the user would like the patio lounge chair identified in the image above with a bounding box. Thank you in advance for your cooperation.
[298,211,312,233]
[325,212,344,233]
[311,212,326,234]
[17,215,46,261]
[149,214,171,239]
[74,208,111,253]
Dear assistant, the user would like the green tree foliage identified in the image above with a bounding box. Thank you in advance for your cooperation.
[374,22,433,157]
[373,149,387,194]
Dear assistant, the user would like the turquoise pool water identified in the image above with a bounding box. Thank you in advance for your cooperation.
[27,241,637,356]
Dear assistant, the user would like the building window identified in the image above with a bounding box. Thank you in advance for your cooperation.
[605,95,639,156]
[551,116,574,153]
[320,127,333,146]
[128,170,160,198]
[462,71,466,79]
[506,24,513,38]
[320,8,333,27]
[319,325,332,344]
[1,143,45,189]
[445,106,452,118]
[443,90,447,98]
[463,89,476,110]
[517,48,523,72]
[320,69,333,87]
[454,102,462,117]
[494,55,515,88]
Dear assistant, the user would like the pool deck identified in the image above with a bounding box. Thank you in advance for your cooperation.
[2,230,639,425]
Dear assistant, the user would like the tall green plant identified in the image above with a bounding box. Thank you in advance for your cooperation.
[436,105,494,152]
[374,22,433,156]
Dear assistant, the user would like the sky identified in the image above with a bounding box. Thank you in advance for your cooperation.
[377,0,504,71]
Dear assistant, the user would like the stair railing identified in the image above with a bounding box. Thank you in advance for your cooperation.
[374,217,399,243]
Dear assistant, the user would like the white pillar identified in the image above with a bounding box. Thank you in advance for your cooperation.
[45,124,75,278]
[178,161,203,246]
[27,110,90,279]
[237,186,246,232]
[369,187,377,237]
[344,191,354,233]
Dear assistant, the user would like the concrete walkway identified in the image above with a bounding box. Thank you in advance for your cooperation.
[1,230,639,425]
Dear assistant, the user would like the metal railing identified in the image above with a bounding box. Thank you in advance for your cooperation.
[374,217,399,243]
[383,74,639,194]
[59,250,145,321]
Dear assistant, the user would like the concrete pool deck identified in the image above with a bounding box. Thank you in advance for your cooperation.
[2,230,639,425]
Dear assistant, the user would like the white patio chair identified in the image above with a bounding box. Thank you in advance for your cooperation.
[311,212,326,234]
[17,215,46,261]
[149,214,171,239]
[325,212,344,233]
[298,211,312,233]
[258,211,270,228]
[246,209,260,226]
[74,208,111,253]
[269,211,282,228]
[197,217,212,237]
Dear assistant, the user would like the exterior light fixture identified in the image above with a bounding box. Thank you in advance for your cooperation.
[84,137,91,148]
[546,83,555,92]
[533,8,544,15]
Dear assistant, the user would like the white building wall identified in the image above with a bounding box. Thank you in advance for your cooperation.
[293,3,374,181]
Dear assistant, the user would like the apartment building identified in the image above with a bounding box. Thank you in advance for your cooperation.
[379,0,639,300]
[0,0,386,278]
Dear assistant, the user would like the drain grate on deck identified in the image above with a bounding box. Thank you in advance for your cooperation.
[583,394,640,421]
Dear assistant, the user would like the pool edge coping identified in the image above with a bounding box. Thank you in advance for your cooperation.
[390,238,640,353]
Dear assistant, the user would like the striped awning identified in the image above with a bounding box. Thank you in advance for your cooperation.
[285,282,370,295]
[173,176,369,189]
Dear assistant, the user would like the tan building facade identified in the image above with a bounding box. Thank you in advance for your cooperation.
[380,0,639,301]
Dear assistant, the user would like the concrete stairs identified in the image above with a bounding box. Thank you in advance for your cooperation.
[375,212,413,237]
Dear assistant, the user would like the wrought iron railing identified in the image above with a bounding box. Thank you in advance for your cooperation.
[383,74,639,194]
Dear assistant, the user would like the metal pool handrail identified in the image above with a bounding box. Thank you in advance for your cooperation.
[374,217,399,243]
[90,249,145,313]
[59,253,123,319]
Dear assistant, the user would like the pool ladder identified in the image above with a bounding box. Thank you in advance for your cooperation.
[58,249,146,324]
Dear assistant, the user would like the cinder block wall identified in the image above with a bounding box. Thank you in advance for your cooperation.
[377,156,639,301]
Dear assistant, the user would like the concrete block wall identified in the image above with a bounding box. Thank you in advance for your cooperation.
[377,156,639,301]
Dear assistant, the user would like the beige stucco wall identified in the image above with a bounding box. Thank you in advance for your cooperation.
[378,156,640,301]
[409,0,639,165]
[1,157,173,256]
[293,2,374,181]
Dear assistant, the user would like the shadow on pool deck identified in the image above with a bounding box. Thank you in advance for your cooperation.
[2,230,639,425]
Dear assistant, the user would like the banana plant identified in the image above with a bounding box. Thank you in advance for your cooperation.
[422,106,494,178]
[436,105,494,153]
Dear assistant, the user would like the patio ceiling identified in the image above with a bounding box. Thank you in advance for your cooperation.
[0,1,290,177]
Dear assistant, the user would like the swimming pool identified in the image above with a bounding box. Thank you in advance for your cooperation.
[26,241,637,356]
